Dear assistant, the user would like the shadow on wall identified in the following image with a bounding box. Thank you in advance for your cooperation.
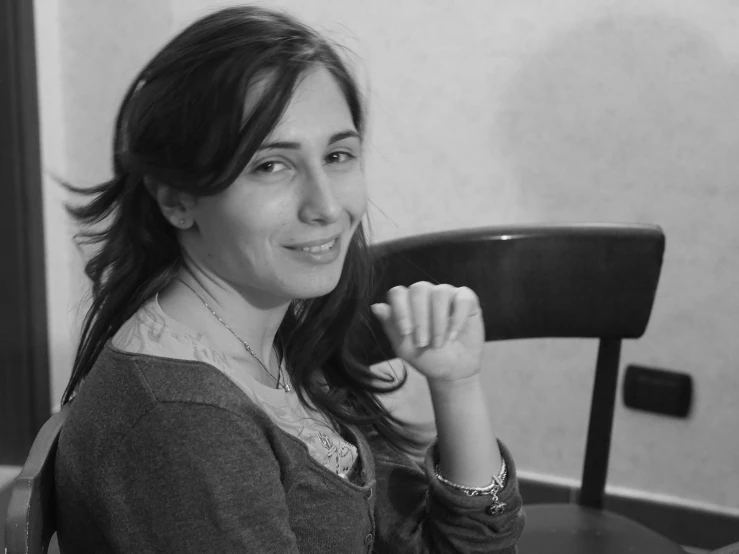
[497,12,739,231]
[491,15,739,509]
[496,13,739,391]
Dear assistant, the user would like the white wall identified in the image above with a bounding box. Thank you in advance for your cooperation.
[34,0,69,414]
[35,0,174,409]
[35,0,739,513]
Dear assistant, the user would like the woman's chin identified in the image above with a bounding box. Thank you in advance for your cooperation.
[293,284,340,301]
[287,274,343,301]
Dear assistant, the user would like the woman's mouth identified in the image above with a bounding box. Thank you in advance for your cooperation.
[294,238,337,253]
[284,236,342,264]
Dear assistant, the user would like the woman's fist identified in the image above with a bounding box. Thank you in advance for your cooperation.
[370,282,485,383]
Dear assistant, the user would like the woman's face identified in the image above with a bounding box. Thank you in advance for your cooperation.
[184,66,367,305]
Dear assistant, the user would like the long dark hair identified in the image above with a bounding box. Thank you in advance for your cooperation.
[63,6,419,451]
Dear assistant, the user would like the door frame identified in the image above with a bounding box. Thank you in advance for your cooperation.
[0,0,50,464]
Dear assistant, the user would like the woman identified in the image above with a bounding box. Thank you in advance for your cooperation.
[55,6,524,553]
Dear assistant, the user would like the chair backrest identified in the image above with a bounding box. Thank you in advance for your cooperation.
[711,542,739,554]
[4,403,71,554]
[359,223,665,510]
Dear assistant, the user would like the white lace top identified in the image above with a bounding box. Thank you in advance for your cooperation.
[111,296,358,478]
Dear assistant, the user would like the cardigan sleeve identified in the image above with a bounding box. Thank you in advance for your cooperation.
[370,434,525,553]
[92,402,301,554]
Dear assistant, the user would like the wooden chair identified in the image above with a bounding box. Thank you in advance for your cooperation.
[359,223,685,553]
[4,403,71,554]
[711,543,739,554]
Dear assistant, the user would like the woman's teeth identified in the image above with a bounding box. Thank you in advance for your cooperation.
[300,239,336,253]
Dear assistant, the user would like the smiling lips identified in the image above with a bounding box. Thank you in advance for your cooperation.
[294,238,336,253]
[286,235,340,252]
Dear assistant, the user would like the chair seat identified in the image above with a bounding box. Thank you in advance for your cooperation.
[517,504,686,554]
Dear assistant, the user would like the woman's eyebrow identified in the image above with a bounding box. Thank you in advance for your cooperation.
[256,129,360,152]
[328,130,361,144]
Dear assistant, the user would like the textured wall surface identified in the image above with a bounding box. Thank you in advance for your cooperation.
[35,0,739,511]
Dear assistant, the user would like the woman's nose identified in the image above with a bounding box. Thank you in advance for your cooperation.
[298,166,342,224]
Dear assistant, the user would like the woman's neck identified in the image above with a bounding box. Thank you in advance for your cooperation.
[158,266,290,383]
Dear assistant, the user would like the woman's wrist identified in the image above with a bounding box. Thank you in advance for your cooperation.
[428,371,501,488]
[427,371,483,397]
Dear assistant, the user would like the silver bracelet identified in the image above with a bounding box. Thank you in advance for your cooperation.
[435,459,508,516]
[434,458,508,497]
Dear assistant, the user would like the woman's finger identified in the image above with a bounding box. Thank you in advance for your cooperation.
[369,302,401,347]
[430,285,454,348]
[387,286,413,337]
[408,282,432,348]
[369,302,392,322]
[446,286,480,342]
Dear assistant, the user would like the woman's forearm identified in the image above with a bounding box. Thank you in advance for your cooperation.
[428,374,502,487]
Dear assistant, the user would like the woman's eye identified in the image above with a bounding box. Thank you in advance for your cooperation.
[253,160,288,174]
[325,151,356,164]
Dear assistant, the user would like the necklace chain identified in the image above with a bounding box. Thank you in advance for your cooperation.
[177,279,290,392]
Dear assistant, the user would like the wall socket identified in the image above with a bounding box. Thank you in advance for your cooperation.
[623,364,693,418]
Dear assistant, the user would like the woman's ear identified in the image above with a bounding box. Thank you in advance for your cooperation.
[144,179,197,230]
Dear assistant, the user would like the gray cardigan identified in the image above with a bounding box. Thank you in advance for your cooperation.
[55,345,525,553]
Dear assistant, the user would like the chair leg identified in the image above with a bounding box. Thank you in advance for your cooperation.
[580,338,621,509]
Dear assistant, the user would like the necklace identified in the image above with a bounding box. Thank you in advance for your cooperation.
[176,278,291,392]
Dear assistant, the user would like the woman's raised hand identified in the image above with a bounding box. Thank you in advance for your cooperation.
[370,282,485,384]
